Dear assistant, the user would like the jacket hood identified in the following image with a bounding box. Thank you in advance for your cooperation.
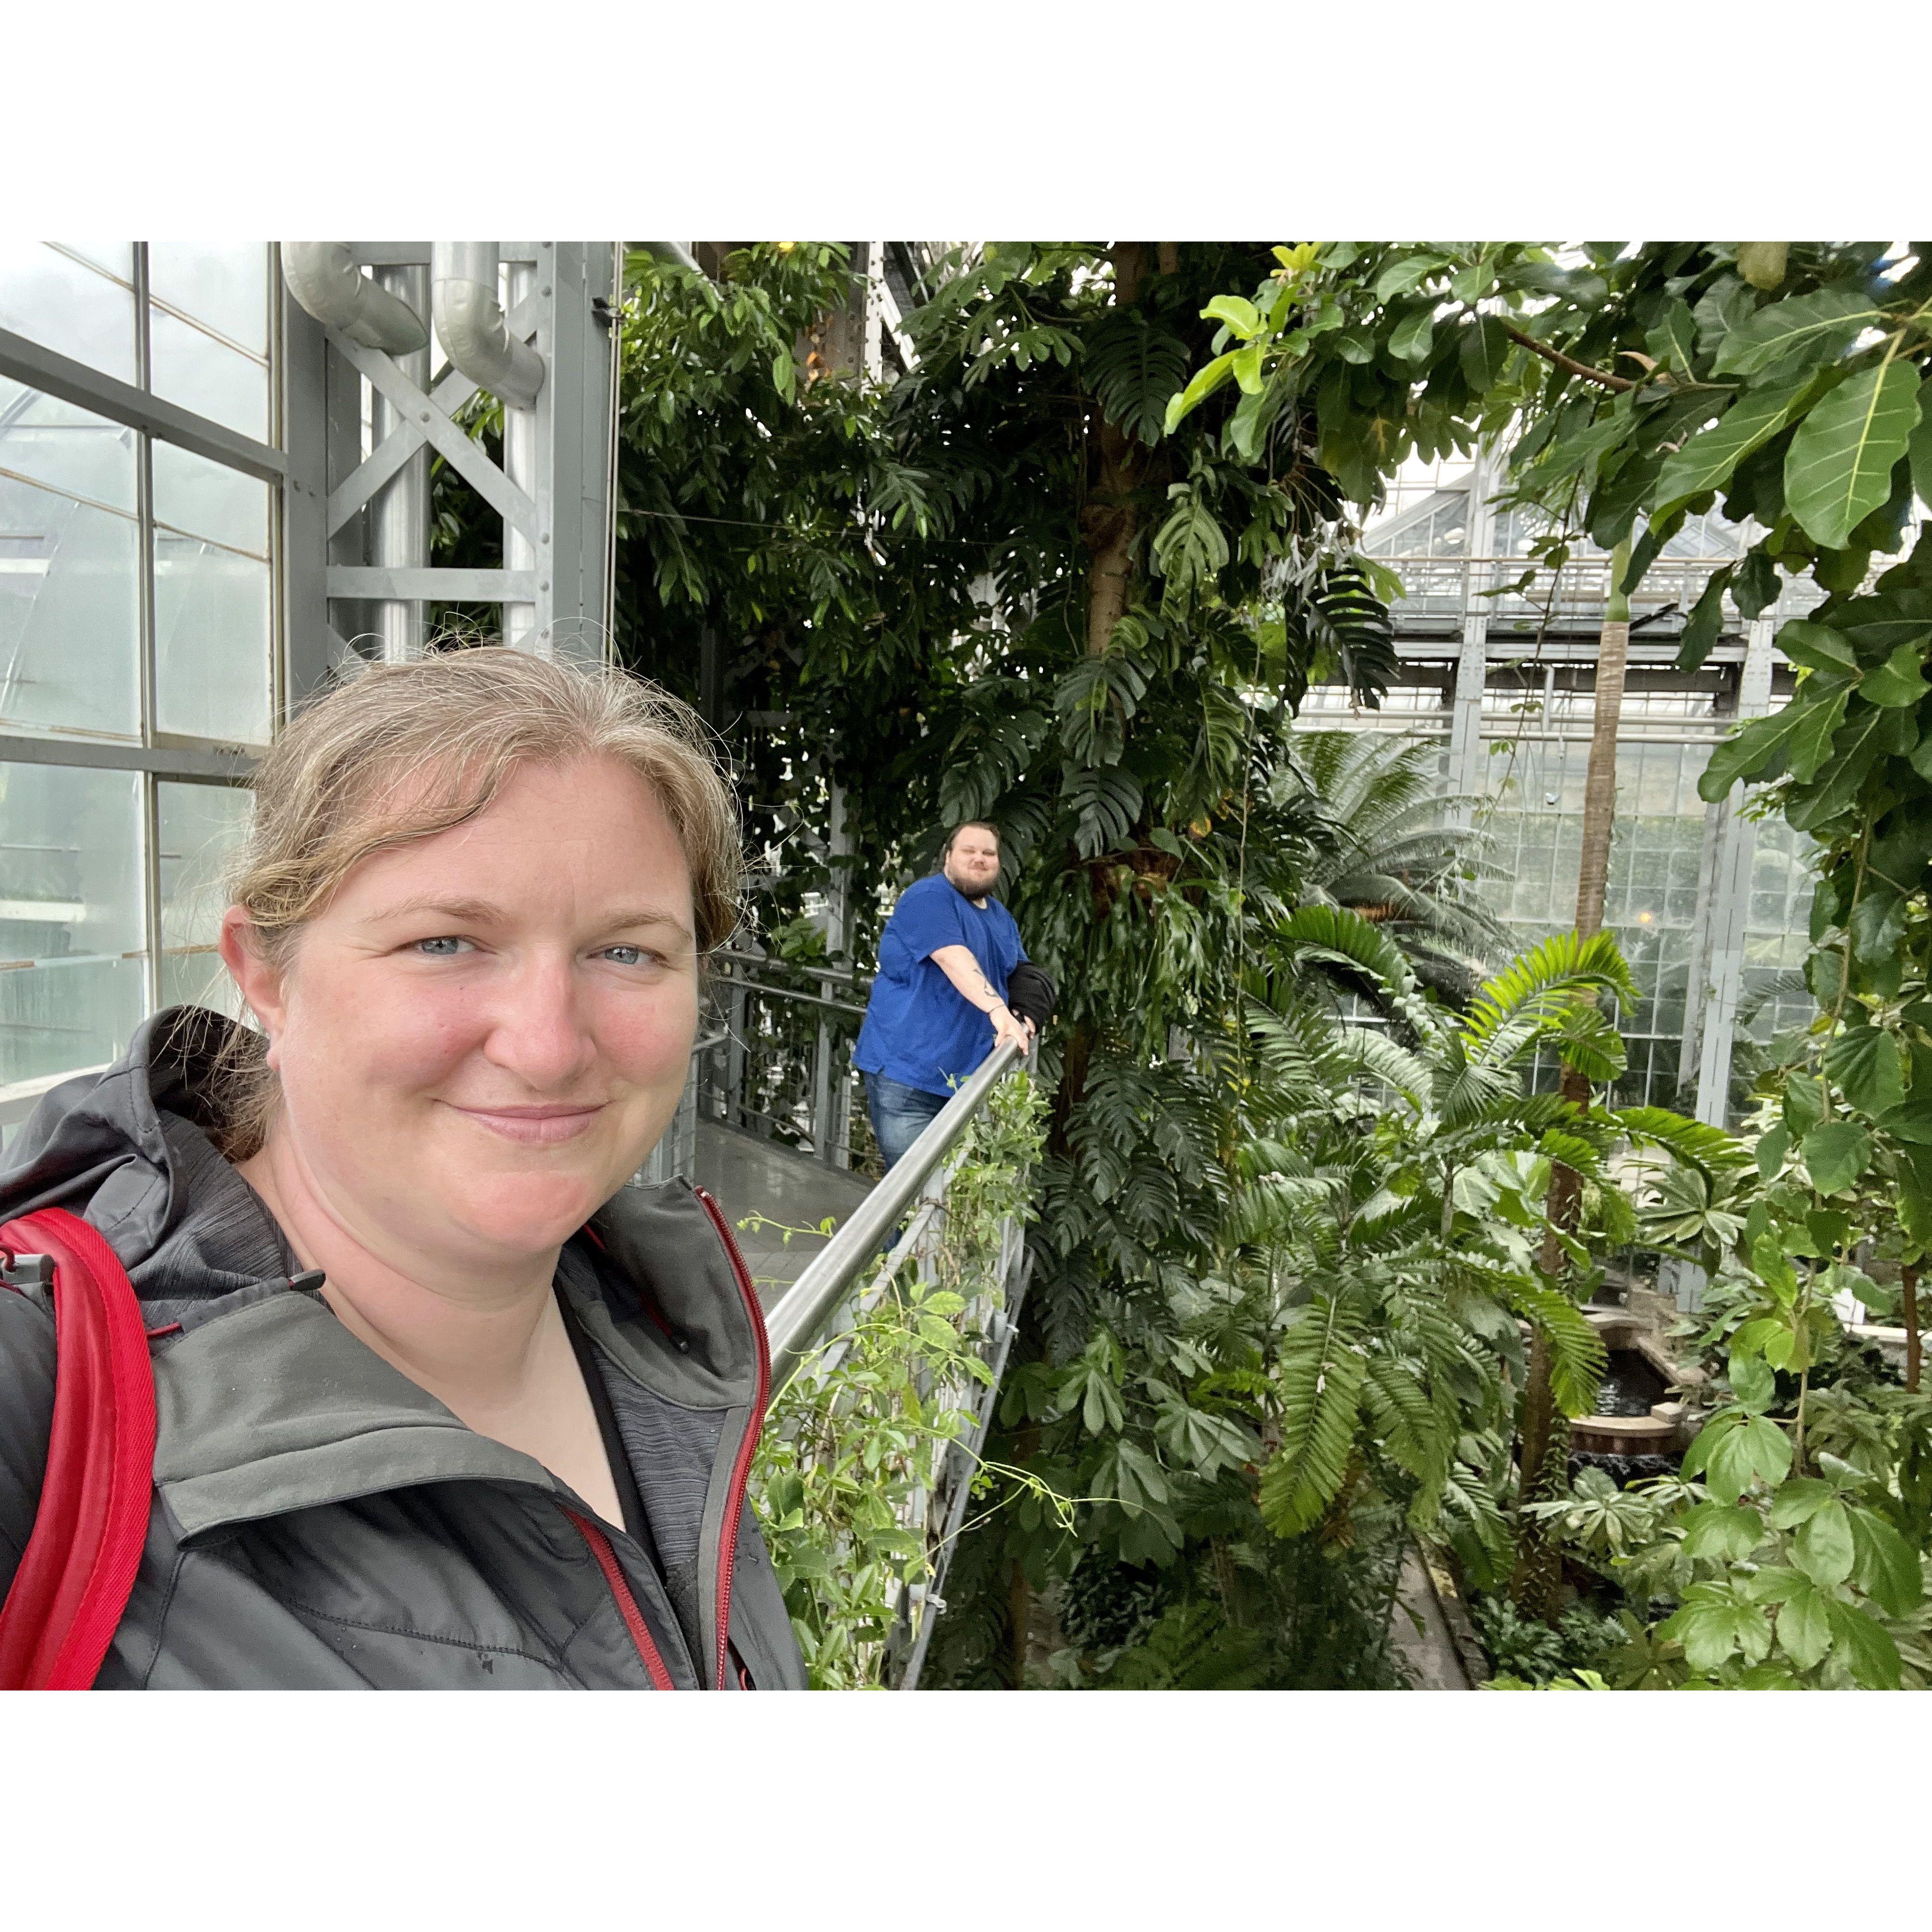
[0,1008,290,1306]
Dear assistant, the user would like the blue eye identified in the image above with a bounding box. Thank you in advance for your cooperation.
[414,936,468,956]
[603,945,646,966]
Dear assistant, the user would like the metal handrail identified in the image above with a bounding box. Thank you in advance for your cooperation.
[718,947,872,990]
[710,973,867,1022]
[764,1037,1023,1394]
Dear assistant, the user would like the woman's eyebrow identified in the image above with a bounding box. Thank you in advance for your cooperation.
[364,896,504,926]
[363,896,692,938]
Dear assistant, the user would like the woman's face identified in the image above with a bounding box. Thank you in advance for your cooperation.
[226,754,700,1267]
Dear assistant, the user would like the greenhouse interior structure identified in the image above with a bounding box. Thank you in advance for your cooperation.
[3,238,1931,1693]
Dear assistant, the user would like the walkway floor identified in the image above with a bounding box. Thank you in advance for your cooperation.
[1389,1549,1475,1690]
[693,1121,874,1310]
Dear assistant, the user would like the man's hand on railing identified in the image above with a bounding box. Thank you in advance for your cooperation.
[991,1002,1033,1056]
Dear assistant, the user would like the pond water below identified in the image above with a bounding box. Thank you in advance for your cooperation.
[1594,1348,1668,1417]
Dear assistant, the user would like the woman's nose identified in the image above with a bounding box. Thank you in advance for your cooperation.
[482,955,595,1091]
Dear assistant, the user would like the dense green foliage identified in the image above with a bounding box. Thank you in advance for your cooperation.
[752,1072,1046,1689]
[593,239,1932,1690]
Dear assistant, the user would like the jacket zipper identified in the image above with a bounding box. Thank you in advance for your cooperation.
[694,1185,771,1691]
[563,1508,674,1690]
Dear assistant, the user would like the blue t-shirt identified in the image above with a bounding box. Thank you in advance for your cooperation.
[854,874,1027,1099]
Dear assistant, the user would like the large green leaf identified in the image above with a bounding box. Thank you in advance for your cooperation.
[1373,253,1446,303]
[1388,308,1435,363]
[1774,1578,1832,1671]
[1784,358,1924,550]
[1849,1506,1924,1616]
[1685,1411,1793,1504]
[1674,567,1733,674]
[1660,1582,1771,1673]
[1823,1022,1906,1117]
[1654,374,1810,508]
[1773,619,1859,675]
[1826,1598,1902,1689]
[1858,642,1930,707]
[1681,1501,1763,1561]
[1713,288,1889,378]
[1802,1120,1872,1194]
[1910,375,1932,506]
[1459,314,1512,391]
[1792,1498,1855,1587]
[1698,679,1850,799]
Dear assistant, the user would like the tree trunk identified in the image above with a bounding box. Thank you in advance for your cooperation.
[1007,1560,1032,1690]
[1574,539,1633,940]
[1512,538,1630,1616]
[1079,243,1149,659]
[1906,1264,1921,1394]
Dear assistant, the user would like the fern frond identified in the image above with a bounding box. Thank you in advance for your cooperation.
[1332,1026,1432,1111]
[1614,1105,1754,1176]
[1259,1293,1369,1537]
[1505,1278,1608,1417]
[1362,1355,1453,1496]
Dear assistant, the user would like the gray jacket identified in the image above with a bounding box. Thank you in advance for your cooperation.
[0,1010,807,1690]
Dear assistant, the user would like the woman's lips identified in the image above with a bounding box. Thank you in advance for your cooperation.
[446,1102,605,1146]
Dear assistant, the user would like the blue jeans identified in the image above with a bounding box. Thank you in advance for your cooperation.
[864,1074,949,1171]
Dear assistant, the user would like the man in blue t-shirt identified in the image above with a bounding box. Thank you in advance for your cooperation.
[853,820,1032,1168]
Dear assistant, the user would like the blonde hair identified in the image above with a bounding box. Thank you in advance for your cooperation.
[213,645,739,1158]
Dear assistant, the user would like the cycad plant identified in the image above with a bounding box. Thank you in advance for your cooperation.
[1234,906,1735,1563]
[1290,730,1509,1002]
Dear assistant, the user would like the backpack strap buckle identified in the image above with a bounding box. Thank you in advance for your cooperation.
[0,1248,54,1290]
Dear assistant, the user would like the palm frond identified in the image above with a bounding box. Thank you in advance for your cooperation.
[1463,930,1638,1050]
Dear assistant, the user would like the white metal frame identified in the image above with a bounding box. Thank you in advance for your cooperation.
[281,242,619,697]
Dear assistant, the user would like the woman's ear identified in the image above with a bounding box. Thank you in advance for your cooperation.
[219,907,288,1068]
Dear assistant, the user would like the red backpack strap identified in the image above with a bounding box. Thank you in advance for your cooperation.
[0,1207,157,1690]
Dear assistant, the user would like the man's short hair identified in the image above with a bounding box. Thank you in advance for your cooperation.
[941,819,1000,860]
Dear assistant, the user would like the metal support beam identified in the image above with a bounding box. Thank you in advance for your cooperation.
[280,271,339,706]
[370,263,430,661]
[0,324,286,484]
[1690,617,1777,1132]
[1446,445,1496,805]
[0,732,253,779]
[281,245,615,667]
[1669,617,1777,1312]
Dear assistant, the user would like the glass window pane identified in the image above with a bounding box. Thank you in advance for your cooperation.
[148,310,269,443]
[0,244,137,384]
[0,470,140,738]
[157,780,251,1015]
[0,373,139,513]
[147,243,269,356]
[153,529,272,745]
[152,441,268,556]
[55,243,134,280]
[0,761,145,1092]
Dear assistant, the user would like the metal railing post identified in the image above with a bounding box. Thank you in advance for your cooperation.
[725,980,748,1131]
[812,1017,834,1165]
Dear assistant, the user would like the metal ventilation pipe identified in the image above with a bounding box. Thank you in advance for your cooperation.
[429,243,544,411]
[432,242,547,652]
[281,243,428,353]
